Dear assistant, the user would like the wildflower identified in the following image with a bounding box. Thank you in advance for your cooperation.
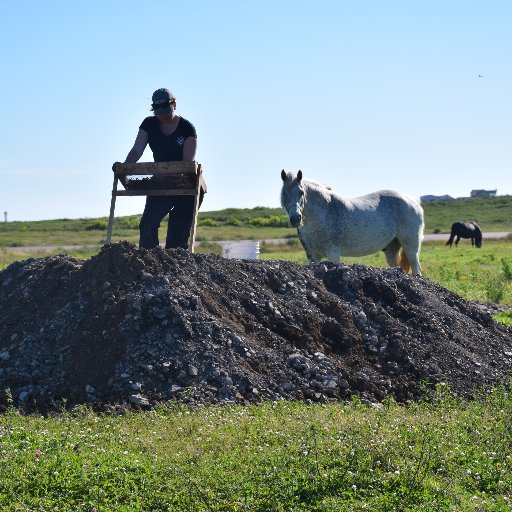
[35,450,42,457]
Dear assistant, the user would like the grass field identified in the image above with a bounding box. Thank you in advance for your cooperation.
[1,387,512,510]
[1,195,511,248]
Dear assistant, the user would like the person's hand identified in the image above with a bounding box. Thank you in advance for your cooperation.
[112,162,121,172]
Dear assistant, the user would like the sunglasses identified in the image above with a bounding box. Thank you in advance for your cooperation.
[152,101,174,110]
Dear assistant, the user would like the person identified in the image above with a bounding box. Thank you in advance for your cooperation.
[113,87,202,249]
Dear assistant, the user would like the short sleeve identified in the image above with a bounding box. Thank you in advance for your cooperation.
[139,117,154,132]
[183,119,197,138]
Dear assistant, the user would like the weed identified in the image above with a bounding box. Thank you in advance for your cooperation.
[493,310,512,326]
[485,276,506,303]
[501,258,512,280]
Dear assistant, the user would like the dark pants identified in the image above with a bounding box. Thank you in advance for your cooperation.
[139,193,203,249]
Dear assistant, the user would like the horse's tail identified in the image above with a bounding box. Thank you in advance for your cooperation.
[397,248,412,274]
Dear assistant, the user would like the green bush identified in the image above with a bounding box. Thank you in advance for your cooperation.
[249,215,289,227]
[84,220,108,231]
[485,277,506,303]
[197,218,220,227]
[501,258,512,280]
[226,215,242,226]
[115,217,141,229]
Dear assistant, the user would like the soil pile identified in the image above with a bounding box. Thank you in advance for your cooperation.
[0,241,511,412]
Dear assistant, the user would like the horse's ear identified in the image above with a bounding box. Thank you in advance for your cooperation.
[297,170,302,182]
[281,169,287,181]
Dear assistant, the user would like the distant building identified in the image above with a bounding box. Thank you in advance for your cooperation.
[420,194,455,203]
[470,189,497,198]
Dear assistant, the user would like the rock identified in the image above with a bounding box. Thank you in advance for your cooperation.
[339,379,350,390]
[129,394,149,406]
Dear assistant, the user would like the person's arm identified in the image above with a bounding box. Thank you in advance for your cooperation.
[124,129,149,163]
[182,136,197,162]
[115,129,148,187]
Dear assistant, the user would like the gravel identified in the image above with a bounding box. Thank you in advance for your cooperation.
[0,241,511,413]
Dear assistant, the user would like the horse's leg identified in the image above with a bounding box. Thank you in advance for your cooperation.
[325,246,341,263]
[455,235,461,247]
[402,249,422,275]
[297,229,315,262]
[446,234,454,247]
[383,238,401,267]
[408,252,422,275]
[398,239,422,275]
[471,237,474,246]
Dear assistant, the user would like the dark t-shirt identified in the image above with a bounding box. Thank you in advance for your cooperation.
[139,116,197,162]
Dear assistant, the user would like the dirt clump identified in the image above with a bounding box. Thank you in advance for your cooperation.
[0,241,511,412]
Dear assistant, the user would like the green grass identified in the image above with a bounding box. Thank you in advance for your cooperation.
[419,241,512,305]
[1,195,512,247]
[494,311,512,326]
[1,387,512,510]
[422,195,512,233]
[0,247,101,269]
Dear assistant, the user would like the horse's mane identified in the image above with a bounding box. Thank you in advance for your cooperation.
[303,178,331,190]
[302,179,334,199]
[281,175,334,214]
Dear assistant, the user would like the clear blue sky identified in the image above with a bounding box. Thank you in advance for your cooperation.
[1,1,511,221]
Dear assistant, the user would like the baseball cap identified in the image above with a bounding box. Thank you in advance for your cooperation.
[151,88,176,114]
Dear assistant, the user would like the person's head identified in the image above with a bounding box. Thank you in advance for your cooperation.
[151,88,176,121]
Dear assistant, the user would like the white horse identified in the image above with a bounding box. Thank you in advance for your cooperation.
[280,170,424,275]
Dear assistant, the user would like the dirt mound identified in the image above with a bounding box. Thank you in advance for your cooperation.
[1,241,511,412]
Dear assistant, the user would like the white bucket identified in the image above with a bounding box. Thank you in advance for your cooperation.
[222,241,260,260]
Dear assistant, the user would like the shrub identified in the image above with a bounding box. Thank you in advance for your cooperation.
[226,216,242,226]
[84,221,108,231]
[115,217,141,229]
[249,215,289,227]
[501,258,512,280]
[197,218,220,227]
[485,277,505,303]
[493,310,512,326]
